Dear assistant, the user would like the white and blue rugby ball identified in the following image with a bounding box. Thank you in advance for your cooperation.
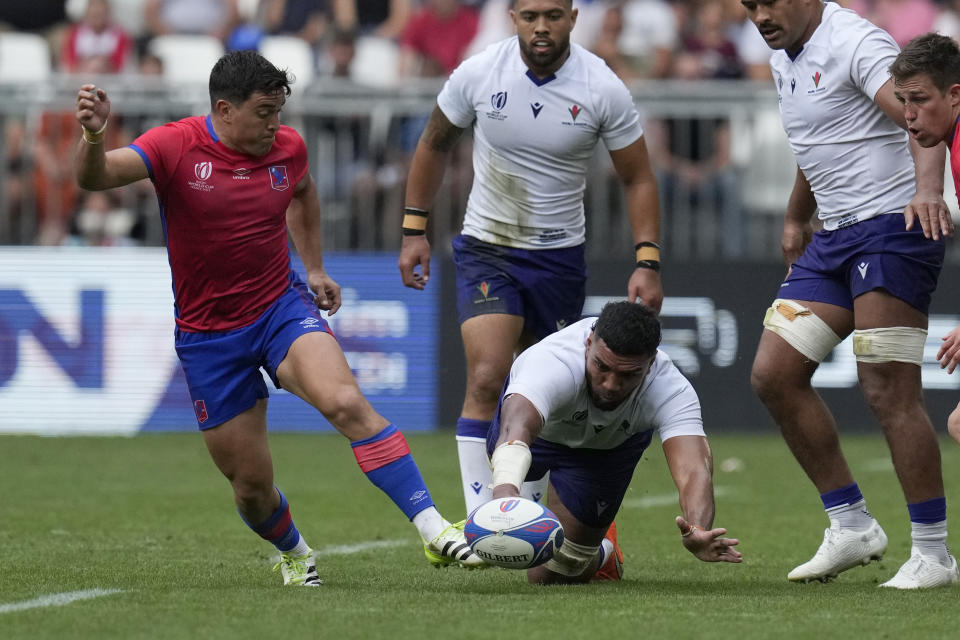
[464,497,564,569]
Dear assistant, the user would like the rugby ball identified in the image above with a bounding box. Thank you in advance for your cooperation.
[464,497,564,569]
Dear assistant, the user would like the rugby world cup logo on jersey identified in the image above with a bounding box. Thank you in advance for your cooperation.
[487,91,508,121]
[268,165,289,191]
[188,161,214,192]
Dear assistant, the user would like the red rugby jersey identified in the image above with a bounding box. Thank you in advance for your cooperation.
[130,116,308,332]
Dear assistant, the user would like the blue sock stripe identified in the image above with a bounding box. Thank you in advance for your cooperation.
[250,488,289,534]
[908,497,947,524]
[351,423,399,448]
[456,417,490,439]
[364,453,435,520]
[820,482,863,510]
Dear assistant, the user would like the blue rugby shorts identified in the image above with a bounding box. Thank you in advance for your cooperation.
[778,213,944,314]
[452,234,587,340]
[175,279,332,429]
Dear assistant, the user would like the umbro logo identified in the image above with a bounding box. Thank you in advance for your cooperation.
[300,317,320,328]
[410,490,427,502]
[857,262,869,279]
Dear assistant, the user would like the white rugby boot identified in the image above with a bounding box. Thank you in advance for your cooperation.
[880,550,959,589]
[273,549,323,586]
[787,519,887,583]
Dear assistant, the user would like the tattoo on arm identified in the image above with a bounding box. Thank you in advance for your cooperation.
[422,106,464,152]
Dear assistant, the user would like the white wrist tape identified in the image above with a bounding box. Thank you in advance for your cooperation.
[491,440,532,491]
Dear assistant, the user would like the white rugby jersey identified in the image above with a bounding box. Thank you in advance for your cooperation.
[505,318,705,450]
[437,37,643,249]
[769,2,914,230]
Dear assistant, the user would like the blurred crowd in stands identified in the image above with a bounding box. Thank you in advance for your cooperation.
[0,0,957,248]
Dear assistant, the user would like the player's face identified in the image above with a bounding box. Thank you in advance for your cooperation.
[740,0,822,56]
[511,0,578,77]
[894,74,960,148]
[221,90,286,157]
[583,335,654,411]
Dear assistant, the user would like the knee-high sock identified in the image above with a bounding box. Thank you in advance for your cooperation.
[352,424,435,520]
[456,417,492,516]
[240,487,309,554]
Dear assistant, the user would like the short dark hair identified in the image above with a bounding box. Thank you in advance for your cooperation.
[890,33,960,93]
[208,50,292,109]
[592,301,661,357]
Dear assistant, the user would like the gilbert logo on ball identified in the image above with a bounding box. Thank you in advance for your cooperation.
[464,497,564,569]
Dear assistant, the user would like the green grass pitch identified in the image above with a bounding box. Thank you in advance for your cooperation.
[1,431,959,639]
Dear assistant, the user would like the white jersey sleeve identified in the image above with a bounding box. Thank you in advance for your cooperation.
[851,29,898,101]
[437,56,481,129]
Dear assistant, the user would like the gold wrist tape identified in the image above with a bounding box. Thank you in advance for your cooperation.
[635,246,660,263]
[402,213,429,231]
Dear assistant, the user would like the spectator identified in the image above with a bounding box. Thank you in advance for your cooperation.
[61,0,134,73]
[260,0,330,47]
[843,0,939,47]
[332,0,412,40]
[398,0,478,77]
[597,0,677,80]
[649,0,745,258]
[65,190,139,247]
[144,0,240,41]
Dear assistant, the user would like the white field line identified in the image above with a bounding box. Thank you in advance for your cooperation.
[270,539,409,564]
[314,540,409,556]
[0,588,122,615]
[622,486,732,509]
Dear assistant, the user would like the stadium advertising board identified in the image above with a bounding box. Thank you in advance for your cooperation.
[0,248,437,435]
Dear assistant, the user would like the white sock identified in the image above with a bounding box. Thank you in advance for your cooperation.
[287,537,311,556]
[413,506,448,542]
[456,436,493,516]
[598,538,614,568]
[521,473,549,504]
[826,499,874,530]
[911,520,950,563]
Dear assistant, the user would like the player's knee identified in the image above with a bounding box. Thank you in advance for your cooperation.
[947,405,960,445]
[318,384,369,427]
[231,475,274,511]
[467,361,511,403]
[762,299,842,364]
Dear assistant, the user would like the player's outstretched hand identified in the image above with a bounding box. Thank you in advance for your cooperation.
[676,516,742,564]
[905,193,954,241]
[398,236,431,290]
[938,325,960,373]
[627,268,663,313]
[76,84,110,132]
[308,270,342,315]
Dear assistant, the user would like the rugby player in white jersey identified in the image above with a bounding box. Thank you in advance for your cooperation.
[397,0,663,543]
[486,301,741,583]
[742,0,957,588]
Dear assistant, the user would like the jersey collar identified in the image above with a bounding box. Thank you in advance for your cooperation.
[205,115,219,142]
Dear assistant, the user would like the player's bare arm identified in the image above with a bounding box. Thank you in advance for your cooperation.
[781,166,816,267]
[399,106,467,290]
[876,79,953,240]
[75,84,149,190]
[609,136,664,312]
[663,435,742,564]
[287,172,341,314]
[490,394,543,500]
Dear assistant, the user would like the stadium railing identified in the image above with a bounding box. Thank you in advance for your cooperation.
[2,75,955,261]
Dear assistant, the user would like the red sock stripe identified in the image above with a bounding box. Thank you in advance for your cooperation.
[263,507,293,541]
[353,431,411,472]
